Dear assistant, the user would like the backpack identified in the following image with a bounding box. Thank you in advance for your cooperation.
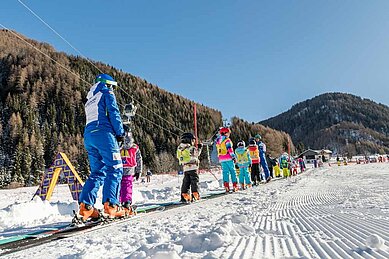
[177,146,191,165]
[216,138,229,156]
[121,145,138,168]
[236,149,249,165]
[248,146,259,160]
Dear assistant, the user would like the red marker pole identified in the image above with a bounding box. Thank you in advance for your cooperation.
[194,103,198,147]
[288,136,291,161]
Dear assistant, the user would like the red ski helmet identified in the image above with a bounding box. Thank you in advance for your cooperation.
[219,127,231,135]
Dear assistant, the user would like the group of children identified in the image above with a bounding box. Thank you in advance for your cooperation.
[176,127,275,202]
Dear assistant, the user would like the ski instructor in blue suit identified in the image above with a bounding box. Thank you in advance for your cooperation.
[78,74,126,221]
[255,134,271,183]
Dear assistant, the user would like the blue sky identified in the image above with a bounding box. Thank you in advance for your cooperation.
[3,0,389,122]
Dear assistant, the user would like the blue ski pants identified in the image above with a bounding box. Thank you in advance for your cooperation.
[221,160,237,184]
[239,167,251,185]
[79,130,123,206]
[260,153,270,180]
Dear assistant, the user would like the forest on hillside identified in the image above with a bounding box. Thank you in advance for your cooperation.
[0,30,293,187]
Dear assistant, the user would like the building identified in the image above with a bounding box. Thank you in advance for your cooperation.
[298,149,333,162]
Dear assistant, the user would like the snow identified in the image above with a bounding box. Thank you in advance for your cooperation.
[1,163,389,258]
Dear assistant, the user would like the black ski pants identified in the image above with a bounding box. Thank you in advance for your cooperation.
[181,170,199,195]
[251,163,261,184]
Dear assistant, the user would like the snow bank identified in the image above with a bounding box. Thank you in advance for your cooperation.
[0,197,77,232]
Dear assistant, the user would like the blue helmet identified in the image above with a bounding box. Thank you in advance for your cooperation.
[95,74,118,86]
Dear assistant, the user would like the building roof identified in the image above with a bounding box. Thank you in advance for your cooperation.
[298,149,333,157]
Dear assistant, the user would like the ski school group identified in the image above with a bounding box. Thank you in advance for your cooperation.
[77,73,303,223]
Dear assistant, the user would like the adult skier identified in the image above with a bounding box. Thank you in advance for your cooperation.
[119,126,142,215]
[78,74,126,221]
[254,134,271,182]
[216,127,238,192]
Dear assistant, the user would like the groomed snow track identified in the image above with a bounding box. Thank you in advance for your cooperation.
[2,164,389,258]
[216,167,389,259]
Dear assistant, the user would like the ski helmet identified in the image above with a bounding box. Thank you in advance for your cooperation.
[237,140,245,148]
[219,127,231,135]
[254,134,262,140]
[249,138,256,146]
[95,74,118,87]
[181,132,195,144]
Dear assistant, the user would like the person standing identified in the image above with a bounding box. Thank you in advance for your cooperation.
[248,138,261,185]
[216,127,238,192]
[119,127,142,216]
[266,154,275,178]
[280,153,290,177]
[78,74,126,221]
[235,140,252,190]
[176,133,202,202]
[146,169,152,183]
[255,134,271,182]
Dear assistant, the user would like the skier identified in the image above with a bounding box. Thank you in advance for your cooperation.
[291,160,298,175]
[235,140,252,190]
[176,132,203,202]
[266,154,275,178]
[280,153,289,177]
[119,127,142,216]
[254,134,271,182]
[216,127,238,192]
[146,169,152,183]
[78,74,126,221]
[274,159,281,177]
[298,157,305,172]
[248,138,261,185]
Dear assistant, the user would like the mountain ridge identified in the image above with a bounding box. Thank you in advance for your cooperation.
[260,92,389,155]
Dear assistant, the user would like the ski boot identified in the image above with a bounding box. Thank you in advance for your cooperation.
[181,193,191,203]
[241,183,246,190]
[103,202,126,219]
[266,177,271,183]
[192,192,200,202]
[224,182,230,193]
[232,182,239,192]
[77,203,100,222]
[247,183,252,188]
[122,201,136,217]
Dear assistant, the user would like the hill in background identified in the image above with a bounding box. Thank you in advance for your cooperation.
[260,92,389,156]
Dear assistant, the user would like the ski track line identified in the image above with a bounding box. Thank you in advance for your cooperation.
[289,209,330,258]
[286,222,312,258]
[240,237,256,259]
[220,237,240,259]
[229,237,246,259]
[252,236,263,258]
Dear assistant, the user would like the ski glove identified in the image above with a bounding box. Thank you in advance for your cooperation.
[116,135,124,143]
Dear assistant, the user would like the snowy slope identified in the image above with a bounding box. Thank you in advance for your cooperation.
[1,163,389,258]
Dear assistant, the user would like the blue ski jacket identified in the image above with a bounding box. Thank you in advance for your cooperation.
[84,82,124,137]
